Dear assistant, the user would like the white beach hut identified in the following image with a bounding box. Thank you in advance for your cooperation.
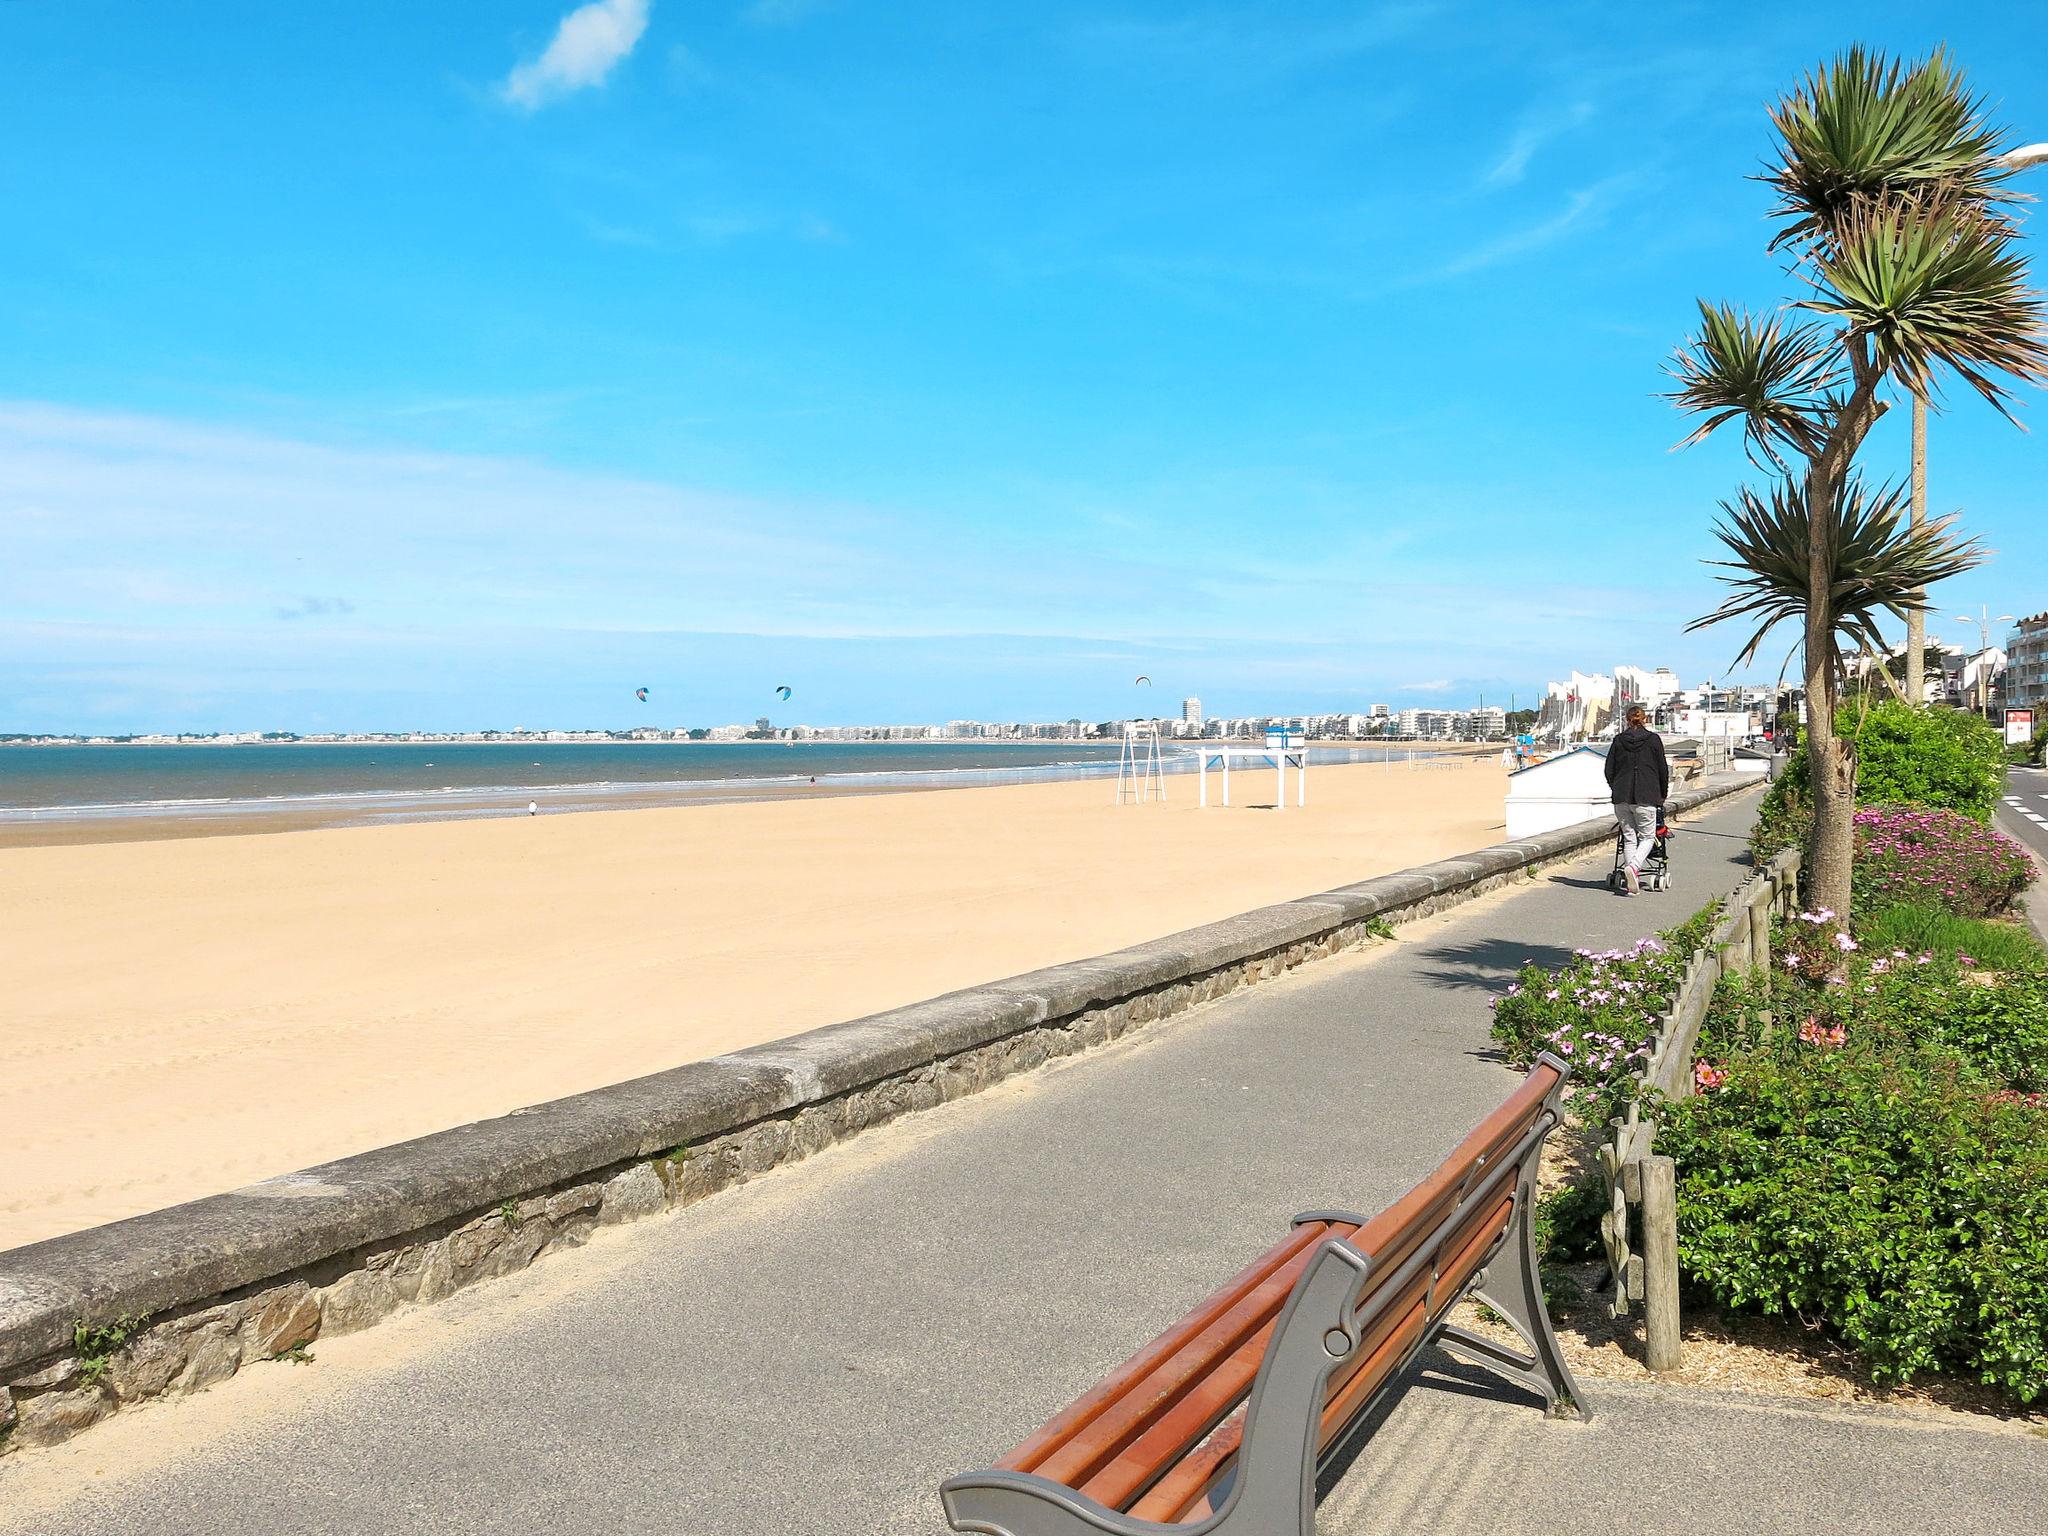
[1504,746,1613,839]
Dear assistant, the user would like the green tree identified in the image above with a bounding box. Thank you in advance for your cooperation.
[1669,47,2046,917]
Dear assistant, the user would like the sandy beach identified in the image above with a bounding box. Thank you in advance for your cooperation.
[2,759,1508,1250]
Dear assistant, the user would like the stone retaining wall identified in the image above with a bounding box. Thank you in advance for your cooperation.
[0,775,1756,1453]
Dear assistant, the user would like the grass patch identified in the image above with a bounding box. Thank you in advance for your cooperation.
[1857,902,2047,973]
[72,1316,141,1386]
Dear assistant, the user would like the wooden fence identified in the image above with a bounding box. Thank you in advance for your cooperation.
[1595,844,1802,1370]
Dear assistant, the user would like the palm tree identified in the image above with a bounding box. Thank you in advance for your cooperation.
[1668,47,2047,916]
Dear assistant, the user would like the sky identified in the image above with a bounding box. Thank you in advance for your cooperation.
[3,1,2047,733]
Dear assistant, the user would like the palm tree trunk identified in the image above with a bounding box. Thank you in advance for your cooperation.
[1801,619,1855,916]
[1801,376,1885,917]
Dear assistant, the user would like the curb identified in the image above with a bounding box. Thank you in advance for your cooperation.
[0,774,1760,1452]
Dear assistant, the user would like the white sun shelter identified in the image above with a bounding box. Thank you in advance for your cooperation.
[1197,730,1308,809]
[1504,745,1612,839]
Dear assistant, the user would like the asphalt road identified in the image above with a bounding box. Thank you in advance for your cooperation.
[5,785,2042,1535]
[1998,766,2048,945]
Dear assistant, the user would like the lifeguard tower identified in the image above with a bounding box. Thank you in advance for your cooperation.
[1115,722,1167,804]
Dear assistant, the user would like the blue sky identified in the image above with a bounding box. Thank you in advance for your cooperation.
[3,1,2046,732]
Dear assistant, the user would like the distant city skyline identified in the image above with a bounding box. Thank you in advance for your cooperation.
[4,5,2047,734]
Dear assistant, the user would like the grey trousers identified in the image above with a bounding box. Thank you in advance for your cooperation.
[1613,801,1658,871]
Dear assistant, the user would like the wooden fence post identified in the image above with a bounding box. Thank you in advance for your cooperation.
[1641,1154,1682,1372]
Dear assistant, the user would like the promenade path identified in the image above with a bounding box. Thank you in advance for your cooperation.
[4,784,2043,1534]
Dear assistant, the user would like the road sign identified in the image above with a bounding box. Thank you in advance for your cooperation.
[2006,708,2036,746]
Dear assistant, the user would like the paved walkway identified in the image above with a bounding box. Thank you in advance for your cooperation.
[5,786,2043,1533]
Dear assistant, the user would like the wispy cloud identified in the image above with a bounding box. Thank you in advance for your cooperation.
[1438,174,1632,278]
[502,0,651,110]
[274,596,356,622]
[1401,678,1454,693]
[1483,101,1596,188]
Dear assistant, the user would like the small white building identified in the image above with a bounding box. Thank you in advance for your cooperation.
[1505,746,1613,839]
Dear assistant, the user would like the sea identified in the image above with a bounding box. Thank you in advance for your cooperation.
[0,740,1442,830]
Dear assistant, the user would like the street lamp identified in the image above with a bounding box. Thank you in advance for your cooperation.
[1904,140,2047,704]
[1952,606,2016,719]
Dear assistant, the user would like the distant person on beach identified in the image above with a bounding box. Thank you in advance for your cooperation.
[1604,704,1668,896]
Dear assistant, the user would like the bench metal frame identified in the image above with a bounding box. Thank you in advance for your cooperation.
[941,1057,1584,1536]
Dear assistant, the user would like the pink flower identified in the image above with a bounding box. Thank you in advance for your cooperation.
[1694,1060,1728,1091]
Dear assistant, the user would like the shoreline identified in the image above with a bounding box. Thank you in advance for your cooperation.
[0,744,1490,848]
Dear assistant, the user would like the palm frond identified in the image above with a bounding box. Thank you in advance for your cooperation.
[1664,301,1840,467]
[1764,45,2018,253]
[1800,195,2048,414]
[1686,474,1987,670]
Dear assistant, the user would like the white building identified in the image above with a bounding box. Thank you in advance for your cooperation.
[1182,696,1203,727]
[1535,672,1615,742]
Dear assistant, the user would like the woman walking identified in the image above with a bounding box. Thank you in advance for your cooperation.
[1604,704,1668,896]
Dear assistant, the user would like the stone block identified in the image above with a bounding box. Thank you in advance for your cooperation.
[173,1324,241,1395]
[9,1355,77,1391]
[241,1283,322,1360]
[597,1163,667,1226]
[11,1385,110,1449]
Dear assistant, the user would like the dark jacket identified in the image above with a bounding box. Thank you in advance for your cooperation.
[1604,725,1669,806]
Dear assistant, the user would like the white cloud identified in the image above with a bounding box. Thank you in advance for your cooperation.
[502,0,651,110]
[1401,678,1454,693]
[1439,175,1632,278]
[1483,102,1596,189]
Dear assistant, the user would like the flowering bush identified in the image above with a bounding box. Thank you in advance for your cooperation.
[1851,805,2033,918]
[1778,907,1862,985]
[1659,1043,2048,1400]
[1489,907,1717,1119]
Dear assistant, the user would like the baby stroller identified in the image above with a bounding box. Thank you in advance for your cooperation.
[1610,808,1673,892]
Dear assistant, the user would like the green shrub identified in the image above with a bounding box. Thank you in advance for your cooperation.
[1661,1044,2048,1400]
[1849,701,2007,820]
[1750,703,2006,862]
[1749,769,1811,862]
[1856,902,2048,974]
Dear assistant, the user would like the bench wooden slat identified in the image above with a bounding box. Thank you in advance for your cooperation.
[1128,1262,1436,1525]
[941,1059,1584,1536]
[1027,1067,1557,1512]
[1047,1222,1352,1499]
[997,1219,1332,1476]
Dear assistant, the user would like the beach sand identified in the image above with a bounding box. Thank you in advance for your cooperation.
[1,759,1508,1250]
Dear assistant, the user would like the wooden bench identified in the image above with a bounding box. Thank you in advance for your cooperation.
[940,1055,1584,1535]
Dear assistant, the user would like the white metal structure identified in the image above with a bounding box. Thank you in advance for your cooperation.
[1115,722,1167,804]
[1196,744,1307,809]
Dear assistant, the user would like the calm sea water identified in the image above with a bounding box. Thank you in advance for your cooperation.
[0,742,1126,812]
[0,741,1432,821]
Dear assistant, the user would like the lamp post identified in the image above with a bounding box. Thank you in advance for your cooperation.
[1952,606,2016,720]
[1905,142,2048,705]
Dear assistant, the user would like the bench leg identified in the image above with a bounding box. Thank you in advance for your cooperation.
[1435,1166,1591,1421]
[940,1239,1374,1536]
